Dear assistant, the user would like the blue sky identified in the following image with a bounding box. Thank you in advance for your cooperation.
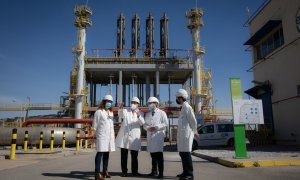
[0,0,265,118]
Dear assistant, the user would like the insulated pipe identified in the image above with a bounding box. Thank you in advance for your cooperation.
[0,127,85,146]
[22,119,93,127]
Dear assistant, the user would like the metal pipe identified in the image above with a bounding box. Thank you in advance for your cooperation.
[22,119,93,127]
[0,127,85,146]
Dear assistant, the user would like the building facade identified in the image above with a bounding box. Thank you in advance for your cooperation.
[244,0,300,145]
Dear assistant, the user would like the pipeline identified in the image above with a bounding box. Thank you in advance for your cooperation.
[0,127,85,146]
[22,118,93,127]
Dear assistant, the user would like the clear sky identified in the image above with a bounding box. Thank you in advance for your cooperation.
[0,0,265,118]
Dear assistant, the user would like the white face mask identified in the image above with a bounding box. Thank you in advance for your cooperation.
[131,104,138,110]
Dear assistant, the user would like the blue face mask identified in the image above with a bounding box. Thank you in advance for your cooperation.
[105,102,112,109]
[148,104,154,111]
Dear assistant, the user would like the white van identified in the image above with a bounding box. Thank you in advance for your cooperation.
[193,121,235,149]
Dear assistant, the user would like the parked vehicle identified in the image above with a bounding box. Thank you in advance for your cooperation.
[193,121,237,149]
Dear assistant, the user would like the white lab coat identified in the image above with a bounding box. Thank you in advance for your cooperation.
[93,109,115,152]
[177,101,197,152]
[115,108,145,151]
[144,108,168,152]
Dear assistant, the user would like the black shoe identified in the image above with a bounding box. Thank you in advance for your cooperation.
[179,175,194,180]
[132,172,142,176]
[147,172,158,176]
[157,174,164,179]
[121,173,127,177]
[177,173,185,177]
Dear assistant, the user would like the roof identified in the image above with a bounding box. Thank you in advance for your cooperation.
[244,20,281,45]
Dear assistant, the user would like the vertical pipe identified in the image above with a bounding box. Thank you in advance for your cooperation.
[39,131,43,151]
[50,130,54,151]
[156,70,160,99]
[62,131,66,149]
[146,74,150,101]
[186,8,204,115]
[93,84,97,106]
[85,131,88,149]
[75,28,86,128]
[10,128,17,160]
[128,83,131,105]
[90,81,93,107]
[76,130,80,151]
[118,71,123,105]
[123,84,126,105]
[24,130,28,151]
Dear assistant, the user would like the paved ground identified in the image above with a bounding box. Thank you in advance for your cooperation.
[193,145,300,167]
[0,145,300,180]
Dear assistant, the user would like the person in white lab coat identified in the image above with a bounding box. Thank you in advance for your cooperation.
[176,89,198,180]
[93,95,115,180]
[144,97,168,179]
[115,97,145,177]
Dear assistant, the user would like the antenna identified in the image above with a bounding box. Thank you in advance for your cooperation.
[195,0,198,8]
[85,0,89,6]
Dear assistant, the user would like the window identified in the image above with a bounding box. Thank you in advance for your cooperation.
[217,124,233,133]
[255,27,284,62]
[199,125,214,134]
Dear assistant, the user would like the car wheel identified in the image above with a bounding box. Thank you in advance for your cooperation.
[228,138,234,147]
[192,140,198,151]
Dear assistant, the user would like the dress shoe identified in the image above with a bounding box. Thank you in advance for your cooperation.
[121,173,127,177]
[179,175,194,180]
[132,172,142,176]
[95,173,104,180]
[102,171,111,178]
[147,171,158,176]
[157,174,164,179]
[177,173,185,177]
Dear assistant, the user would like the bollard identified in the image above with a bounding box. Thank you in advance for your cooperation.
[50,130,54,151]
[39,131,43,151]
[84,131,88,149]
[76,130,80,151]
[24,130,28,151]
[10,128,18,160]
[62,131,66,149]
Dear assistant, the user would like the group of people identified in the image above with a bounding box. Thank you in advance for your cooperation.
[93,89,198,180]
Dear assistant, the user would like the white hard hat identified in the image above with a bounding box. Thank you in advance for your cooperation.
[147,97,159,104]
[176,89,188,99]
[131,97,140,104]
[103,95,113,101]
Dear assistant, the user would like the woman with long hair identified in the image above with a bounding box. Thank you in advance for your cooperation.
[93,95,115,180]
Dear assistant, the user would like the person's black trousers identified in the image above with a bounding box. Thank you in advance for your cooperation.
[179,152,193,176]
[121,148,139,174]
[95,152,109,173]
[150,152,164,175]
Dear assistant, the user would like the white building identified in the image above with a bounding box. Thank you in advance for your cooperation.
[244,0,300,145]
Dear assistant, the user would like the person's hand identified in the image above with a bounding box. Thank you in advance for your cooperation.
[119,102,124,109]
[136,108,141,117]
[148,127,156,132]
[194,132,200,138]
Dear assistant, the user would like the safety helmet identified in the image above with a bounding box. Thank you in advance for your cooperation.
[131,97,140,104]
[147,97,159,104]
[103,95,113,102]
[176,89,188,99]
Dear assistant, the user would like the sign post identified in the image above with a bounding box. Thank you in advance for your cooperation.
[230,78,247,158]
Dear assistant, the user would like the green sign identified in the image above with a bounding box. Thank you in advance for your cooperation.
[230,78,248,159]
